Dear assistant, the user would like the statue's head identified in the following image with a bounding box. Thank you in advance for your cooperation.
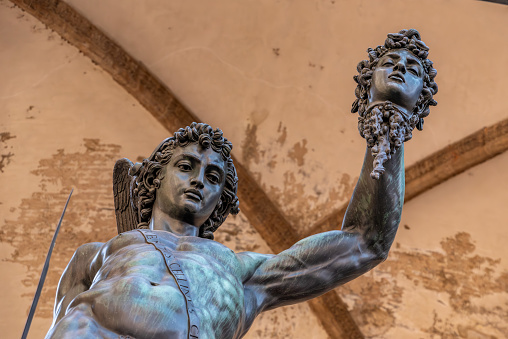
[131,122,240,240]
[352,28,438,130]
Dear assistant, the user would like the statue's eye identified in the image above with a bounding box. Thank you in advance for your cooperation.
[408,67,420,76]
[207,172,220,184]
[177,162,192,171]
[383,60,394,66]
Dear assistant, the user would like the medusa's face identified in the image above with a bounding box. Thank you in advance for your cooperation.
[369,49,424,113]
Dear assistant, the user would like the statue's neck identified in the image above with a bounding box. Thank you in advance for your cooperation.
[149,207,200,237]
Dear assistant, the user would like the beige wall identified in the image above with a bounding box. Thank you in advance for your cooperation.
[1,0,507,338]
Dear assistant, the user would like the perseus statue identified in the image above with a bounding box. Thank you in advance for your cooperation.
[46,29,437,339]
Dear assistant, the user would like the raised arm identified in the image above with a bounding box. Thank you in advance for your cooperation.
[341,144,404,259]
[49,242,103,329]
[245,145,404,313]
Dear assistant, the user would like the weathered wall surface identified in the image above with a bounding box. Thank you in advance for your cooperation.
[0,3,328,338]
[2,0,508,338]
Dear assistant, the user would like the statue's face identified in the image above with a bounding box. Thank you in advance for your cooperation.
[156,143,226,227]
[369,49,424,112]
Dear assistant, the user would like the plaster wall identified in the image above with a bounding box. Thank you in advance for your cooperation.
[0,3,328,338]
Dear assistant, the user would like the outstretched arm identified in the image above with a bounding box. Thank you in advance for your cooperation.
[245,146,404,313]
[49,242,103,329]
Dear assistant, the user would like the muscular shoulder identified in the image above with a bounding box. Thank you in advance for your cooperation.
[236,251,275,283]
[57,242,104,296]
[71,242,103,266]
[75,242,103,257]
[68,242,104,278]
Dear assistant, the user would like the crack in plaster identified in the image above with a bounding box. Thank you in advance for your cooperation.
[0,51,81,100]
[148,46,338,110]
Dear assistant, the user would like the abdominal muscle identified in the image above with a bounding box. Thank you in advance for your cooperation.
[50,232,249,339]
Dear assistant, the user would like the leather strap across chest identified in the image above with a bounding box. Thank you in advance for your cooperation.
[137,229,200,339]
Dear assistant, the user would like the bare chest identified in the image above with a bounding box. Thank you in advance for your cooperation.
[93,231,249,339]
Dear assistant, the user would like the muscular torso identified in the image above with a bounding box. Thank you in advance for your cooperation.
[49,230,268,339]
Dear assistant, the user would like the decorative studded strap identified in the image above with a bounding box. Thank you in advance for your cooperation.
[137,229,200,339]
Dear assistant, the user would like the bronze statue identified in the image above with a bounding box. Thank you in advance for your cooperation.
[46,29,437,339]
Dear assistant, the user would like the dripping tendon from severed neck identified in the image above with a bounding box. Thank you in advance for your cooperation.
[358,101,419,179]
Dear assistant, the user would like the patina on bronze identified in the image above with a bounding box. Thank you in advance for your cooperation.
[46,29,437,339]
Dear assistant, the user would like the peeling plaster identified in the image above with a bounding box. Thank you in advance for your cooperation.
[250,303,329,339]
[287,139,308,167]
[0,139,120,318]
[339,232,508,338]
[276,122,287,145]
[0,132,16,173]
[214,212,269,254]
[268,171,356,235]
[242,123,261,168]
[242,121,357,232]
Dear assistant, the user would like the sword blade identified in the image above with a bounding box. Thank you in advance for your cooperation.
[21,189,73,339]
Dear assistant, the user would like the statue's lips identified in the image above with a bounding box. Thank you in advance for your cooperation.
[388,73,405,83]
[184,189,203,201]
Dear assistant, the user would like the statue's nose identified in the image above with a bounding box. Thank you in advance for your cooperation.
[190,175,205,189]
[394,61,406,73]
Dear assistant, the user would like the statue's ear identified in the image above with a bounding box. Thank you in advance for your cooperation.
[153,178,161,189]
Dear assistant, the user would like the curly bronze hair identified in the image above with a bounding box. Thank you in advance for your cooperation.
[130,122,240,240]
[352,28,438,130]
